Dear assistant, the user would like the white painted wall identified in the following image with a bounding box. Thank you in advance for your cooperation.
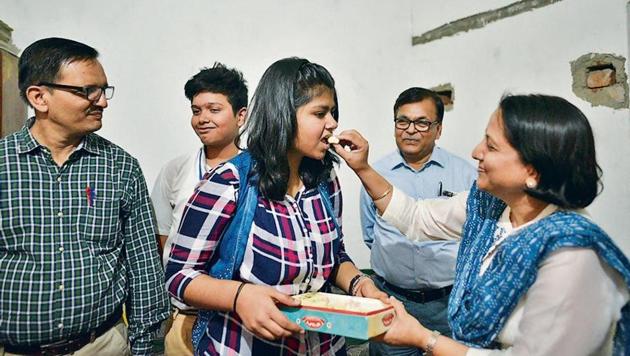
[406,0,630,259]
[1,0,628,267]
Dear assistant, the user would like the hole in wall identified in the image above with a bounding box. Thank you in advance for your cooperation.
[436,90,454,106]
[571,53,628,109]
[431,83,454,111]
[586,63,616,89]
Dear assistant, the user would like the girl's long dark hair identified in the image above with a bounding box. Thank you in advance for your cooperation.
[239,57,339,200]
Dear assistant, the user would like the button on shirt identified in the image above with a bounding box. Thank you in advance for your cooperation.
[0,119,170,353]
[360,148,476,289]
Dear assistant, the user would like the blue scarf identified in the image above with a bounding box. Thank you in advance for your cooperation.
[449,185,630,355]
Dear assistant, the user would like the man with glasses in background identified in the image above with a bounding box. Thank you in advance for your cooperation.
[361,87,476,356]
[0,37,169,355]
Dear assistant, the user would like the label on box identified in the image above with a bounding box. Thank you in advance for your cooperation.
[280,292,395,340]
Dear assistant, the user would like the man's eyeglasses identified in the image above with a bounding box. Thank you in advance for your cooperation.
[38,82,115,102]
[394,118,440,132]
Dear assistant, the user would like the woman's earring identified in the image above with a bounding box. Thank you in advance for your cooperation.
[525,178,537,189]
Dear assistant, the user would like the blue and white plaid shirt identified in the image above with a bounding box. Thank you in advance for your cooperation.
[0,118,169,354]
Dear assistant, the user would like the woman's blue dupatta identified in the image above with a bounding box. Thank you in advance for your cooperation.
[449,184,630,355]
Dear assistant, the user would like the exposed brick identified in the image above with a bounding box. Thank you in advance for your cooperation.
[432,84,454,111]
[587,68,616,89]
[438,94,453,106]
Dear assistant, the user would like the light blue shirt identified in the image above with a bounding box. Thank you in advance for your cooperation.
[360,147,477,289]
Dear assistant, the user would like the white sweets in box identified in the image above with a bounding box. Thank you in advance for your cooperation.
[280,292,395,340]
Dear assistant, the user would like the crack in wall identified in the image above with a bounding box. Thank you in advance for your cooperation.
[412,0,562,46]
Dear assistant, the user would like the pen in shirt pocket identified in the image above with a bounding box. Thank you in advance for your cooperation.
[85,185,95,207]
[438,181,454,197]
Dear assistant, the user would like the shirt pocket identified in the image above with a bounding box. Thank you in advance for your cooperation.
[77,197,121,250]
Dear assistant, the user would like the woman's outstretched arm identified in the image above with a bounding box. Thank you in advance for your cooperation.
[331,129,393,214]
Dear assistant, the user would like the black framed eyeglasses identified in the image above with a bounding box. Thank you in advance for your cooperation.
[38,82,115,102]
[394,118,440,132]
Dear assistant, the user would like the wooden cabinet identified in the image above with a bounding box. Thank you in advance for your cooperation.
[0,20,26,138]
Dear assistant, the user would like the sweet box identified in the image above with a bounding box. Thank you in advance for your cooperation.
[280,292,395,340]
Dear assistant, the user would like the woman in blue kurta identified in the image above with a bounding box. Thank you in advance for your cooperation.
[165,58,386,355]
[332,94,630,356]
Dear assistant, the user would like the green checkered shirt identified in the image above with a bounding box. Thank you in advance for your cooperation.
[0,118,170,354]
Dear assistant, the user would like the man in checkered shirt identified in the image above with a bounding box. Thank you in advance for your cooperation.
[0,37,169,355]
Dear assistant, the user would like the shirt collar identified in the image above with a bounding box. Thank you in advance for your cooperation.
[389,147,446,171]
[18,117,103,156]
[17,117,40,154]
[82,133,103,155]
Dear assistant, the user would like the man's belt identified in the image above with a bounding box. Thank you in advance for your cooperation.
[4,309,122,356]
[174,307,198,316]
[380,277,453,304]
